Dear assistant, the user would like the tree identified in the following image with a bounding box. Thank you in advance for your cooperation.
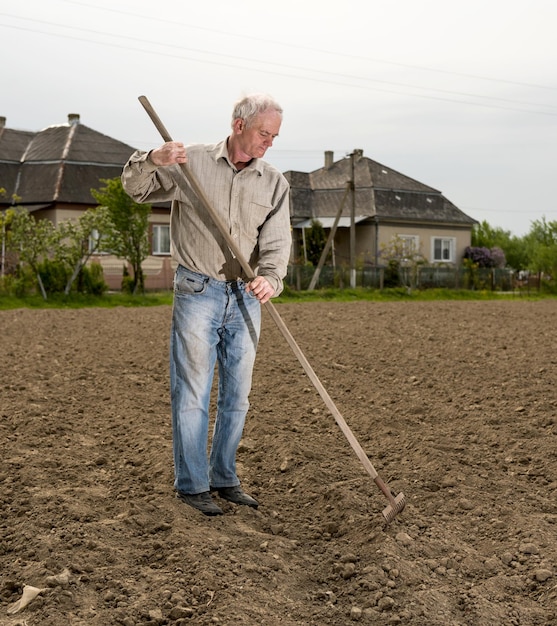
[305,219,328,266]
[525,217,557,278]
[0,191,8,279]
[6,208,60,299]
[499,236,530,272]
[91,178,151,294]
[57,207,109,295]
[380,235,427,292]
[0,188,21,279]
[472,220,506,249]
[471,220,527,270]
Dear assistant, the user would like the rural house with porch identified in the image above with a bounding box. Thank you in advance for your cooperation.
[285,149,477,284]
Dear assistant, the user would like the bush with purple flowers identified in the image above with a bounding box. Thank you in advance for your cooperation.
[464,246,506,268]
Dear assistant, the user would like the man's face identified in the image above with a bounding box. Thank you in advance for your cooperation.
[237,109,282,159]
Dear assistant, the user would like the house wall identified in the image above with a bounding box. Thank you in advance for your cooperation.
[326,224,378,267]
[24,204,473,291]
[293,221,473,270]
[92,211,173,290]
[91,255,177,291]
[378,223,472,264]
[42,205,176,290]
[37,206,84,226]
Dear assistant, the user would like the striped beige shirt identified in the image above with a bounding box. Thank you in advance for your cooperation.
[121,140,292,295]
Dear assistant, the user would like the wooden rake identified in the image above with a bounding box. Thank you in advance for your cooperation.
[138,95,406,524]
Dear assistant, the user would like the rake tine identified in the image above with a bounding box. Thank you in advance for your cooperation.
[376,475,406,525]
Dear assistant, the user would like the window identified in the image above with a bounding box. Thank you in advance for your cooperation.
[152,224,170,255]
[89,228,107,254]
[399,235,420,260]
[432,237,455,263]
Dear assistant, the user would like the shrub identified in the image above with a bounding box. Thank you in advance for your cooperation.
[121,265,134,294]
[38,259,69,294]
[384,259,400,288]
[81,262,108,296]
[464,246,506,269]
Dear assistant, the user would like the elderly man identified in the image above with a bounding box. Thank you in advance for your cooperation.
[122,94,291,516]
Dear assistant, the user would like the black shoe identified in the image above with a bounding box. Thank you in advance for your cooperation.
[213,486,259,508]
[177,491,223,516]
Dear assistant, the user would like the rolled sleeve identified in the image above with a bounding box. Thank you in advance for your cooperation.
[121,150,177,204]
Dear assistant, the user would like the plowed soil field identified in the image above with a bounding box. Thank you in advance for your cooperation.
[1,299,556,625]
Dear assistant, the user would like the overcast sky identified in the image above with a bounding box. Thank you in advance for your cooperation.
[2,0,556,236]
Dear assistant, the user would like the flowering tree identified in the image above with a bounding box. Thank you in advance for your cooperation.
[6,208,60,299]
[380,235,427,292]
[57,207,109,295]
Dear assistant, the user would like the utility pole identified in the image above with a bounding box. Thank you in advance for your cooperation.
[307,182,350,291]
[349,151,356,288]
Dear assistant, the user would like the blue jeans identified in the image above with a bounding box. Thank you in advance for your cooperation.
[170,266,261,495]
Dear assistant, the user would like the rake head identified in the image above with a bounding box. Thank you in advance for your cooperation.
[382,492,406,525]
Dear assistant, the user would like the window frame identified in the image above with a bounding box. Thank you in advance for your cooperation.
[398,234,420,262]
[431,236,456,263]
[152,223,170,256]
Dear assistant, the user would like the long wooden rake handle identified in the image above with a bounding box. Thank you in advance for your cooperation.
[138,95,405,523]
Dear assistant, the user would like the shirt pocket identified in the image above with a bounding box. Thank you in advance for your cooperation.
[241,201,273,246]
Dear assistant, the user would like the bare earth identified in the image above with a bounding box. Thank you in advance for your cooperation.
[1,300,556,626]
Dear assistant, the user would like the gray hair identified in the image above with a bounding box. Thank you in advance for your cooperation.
[231,93,283,129]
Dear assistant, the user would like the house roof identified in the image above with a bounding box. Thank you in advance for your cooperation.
[0,119,35,199]
[292,216,369,229]
[285,149,477,228]
[0,114,137,206]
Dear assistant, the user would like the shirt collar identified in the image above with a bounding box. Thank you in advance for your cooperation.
[211,139,263,175]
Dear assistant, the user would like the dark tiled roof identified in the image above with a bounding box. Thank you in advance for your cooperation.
[0,116,136,206]
[374,189,475,225]
[0,127,35,161]
[285,151,476,227]
[0,126,36,198]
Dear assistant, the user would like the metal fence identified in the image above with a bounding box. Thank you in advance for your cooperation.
[285,265,517,291]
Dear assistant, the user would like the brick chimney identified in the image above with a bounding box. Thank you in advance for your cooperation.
[68,113,80,125]
[324,150,334,168]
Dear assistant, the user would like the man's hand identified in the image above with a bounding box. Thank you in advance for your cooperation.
[149,141,187,166]
[246,276,275,304]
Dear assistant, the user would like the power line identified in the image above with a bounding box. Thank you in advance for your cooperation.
[1,14,556,118]
[61,0,557,93]
[463,206,557,214]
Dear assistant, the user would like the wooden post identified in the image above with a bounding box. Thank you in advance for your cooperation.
[349,152,356,288]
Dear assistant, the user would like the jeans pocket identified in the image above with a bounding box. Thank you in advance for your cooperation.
[174,269,208,295]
